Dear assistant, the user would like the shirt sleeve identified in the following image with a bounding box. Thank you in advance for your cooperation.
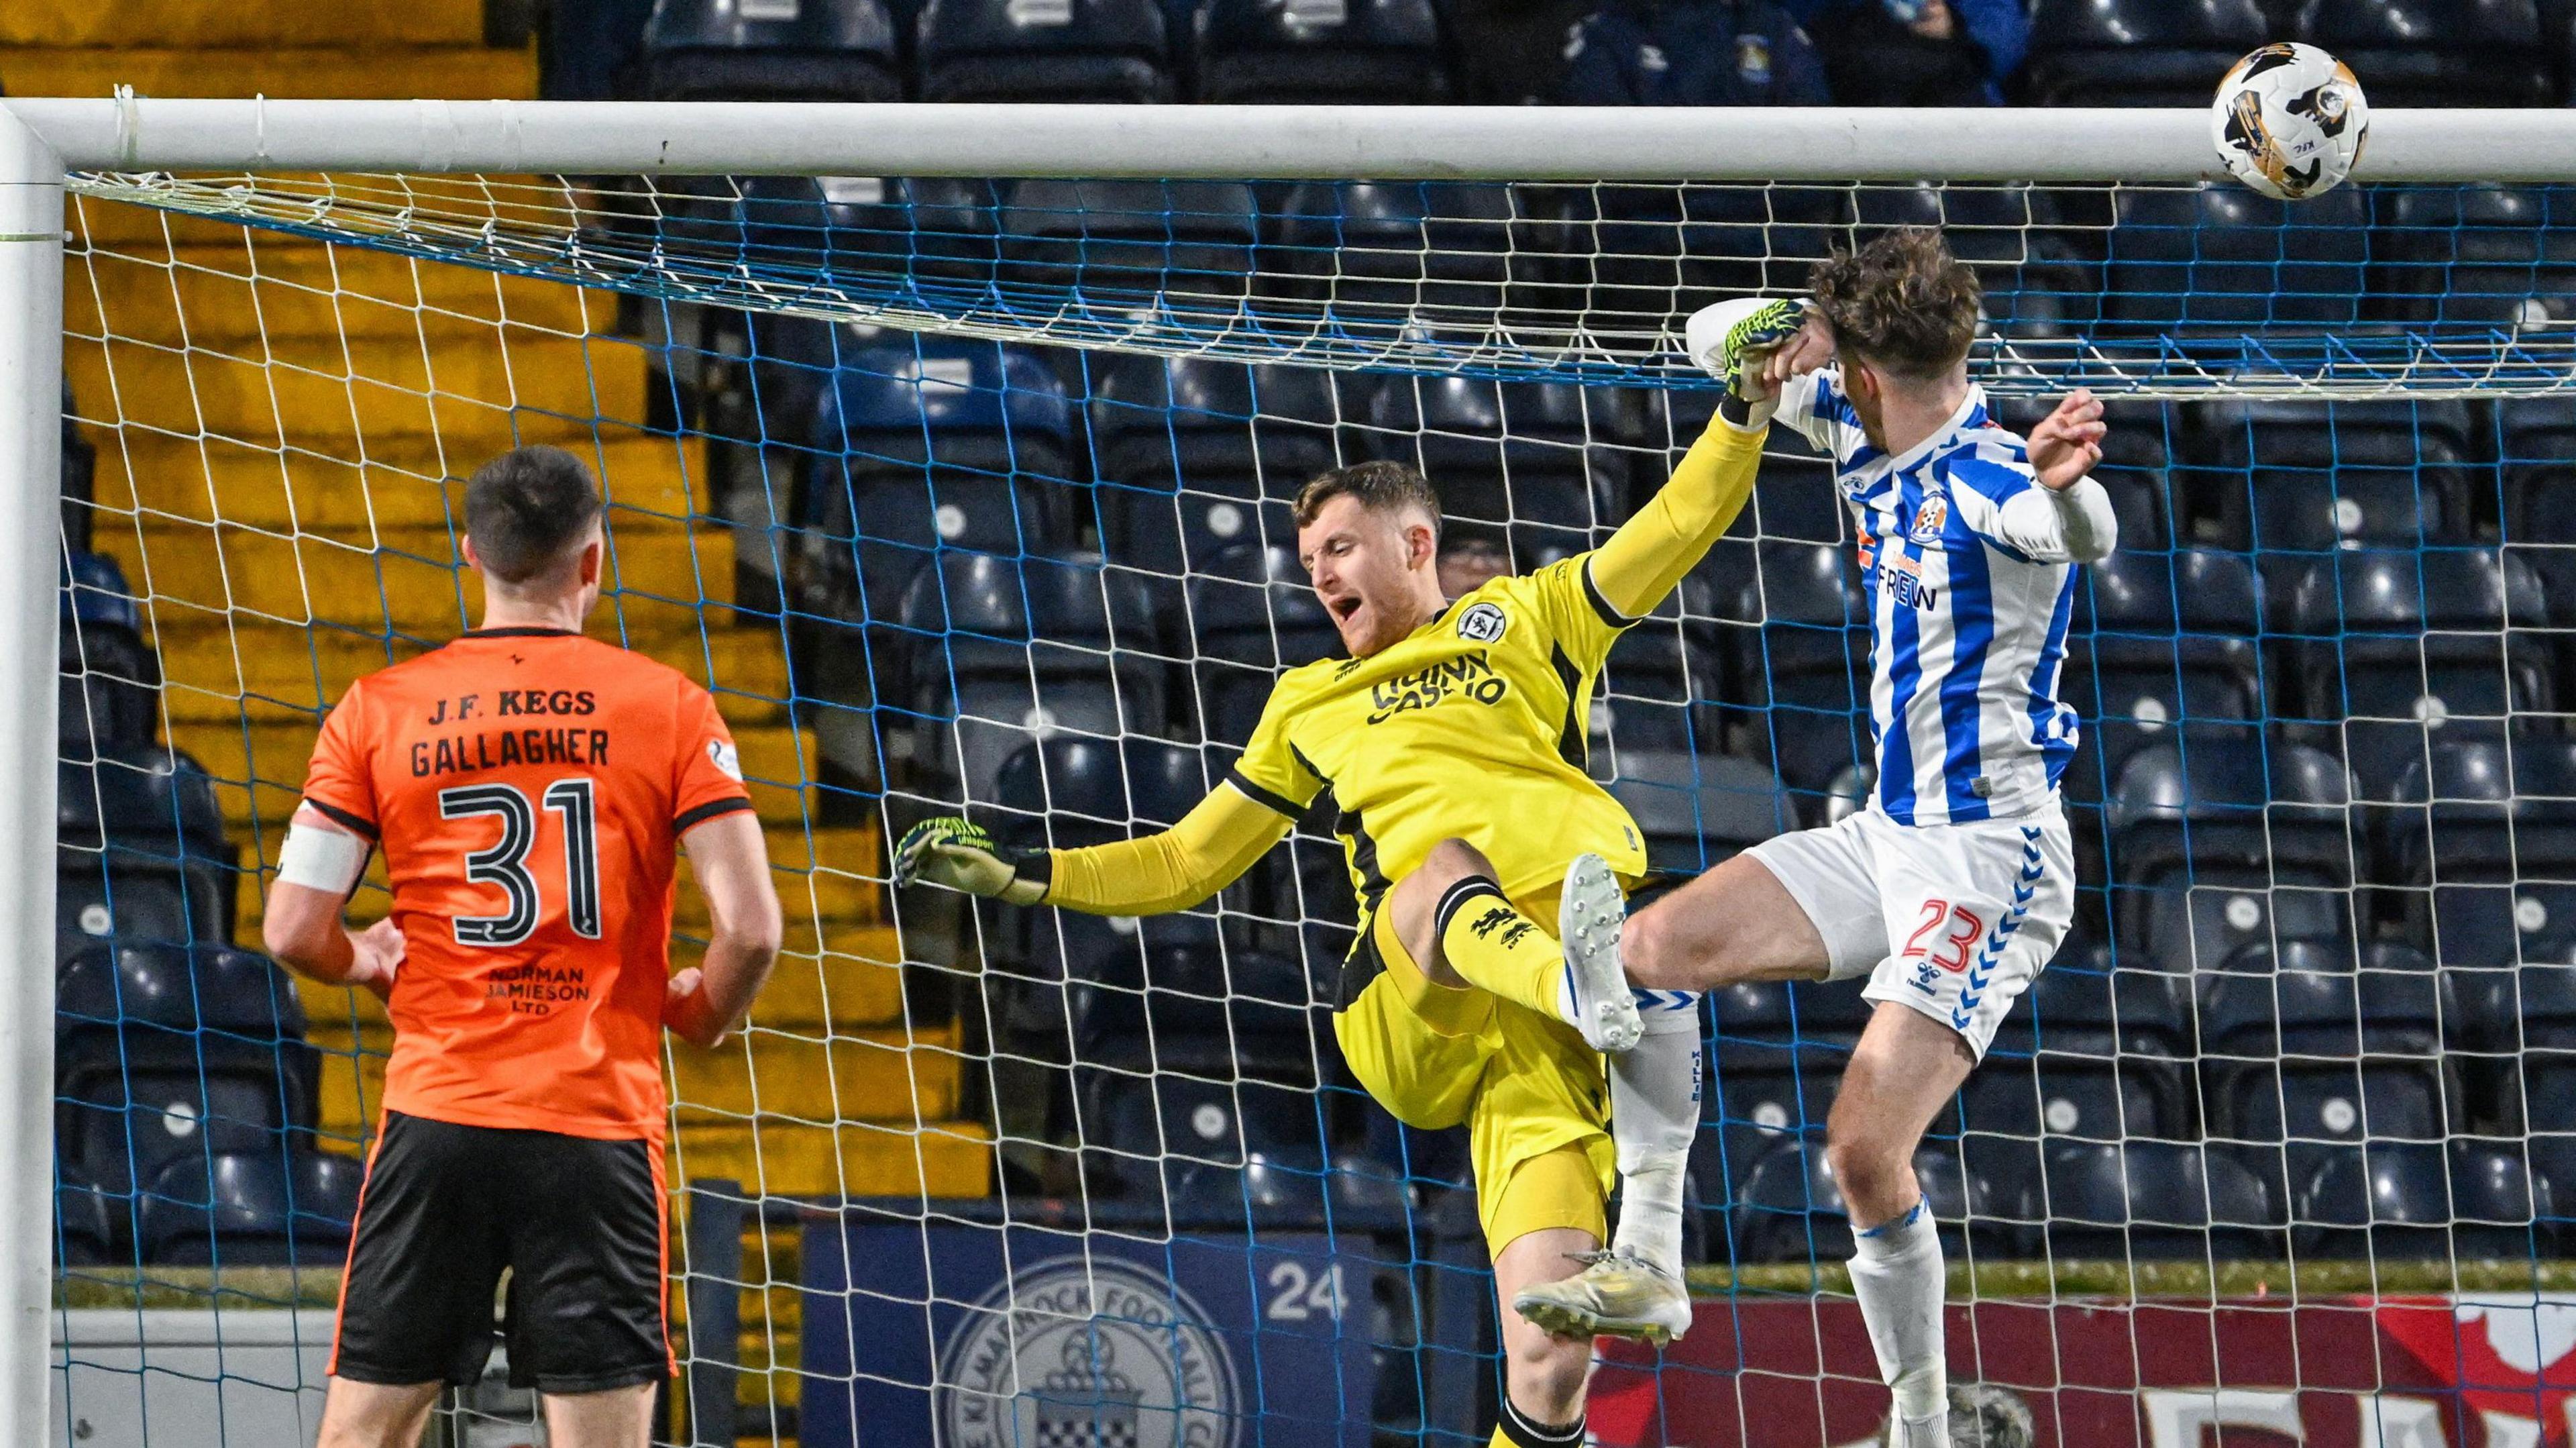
[1945,454,2118,565]
[1042,782,1297,916]
[1225,673,1328,819]
[1585,409,1768,632]
[1772,368,1855,456]
[299,679,379,839]
[672,684,756,833]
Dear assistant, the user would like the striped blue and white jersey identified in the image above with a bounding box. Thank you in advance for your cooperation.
[1776,371,2084,827]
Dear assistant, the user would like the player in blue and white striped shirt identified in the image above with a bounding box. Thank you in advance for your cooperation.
[1521,230,2112,1448]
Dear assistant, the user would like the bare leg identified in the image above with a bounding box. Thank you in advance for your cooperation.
[541,1382,659,1448]
[1491,1226,1597,1433]
[317,1378,443,1448]
[1623,852,1833,993]
[1829,1002,1978,1447]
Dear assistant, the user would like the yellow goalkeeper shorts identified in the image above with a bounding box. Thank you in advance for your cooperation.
[1334,888,1615,1257]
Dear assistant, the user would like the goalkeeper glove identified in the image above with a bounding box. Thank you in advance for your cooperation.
[892,817,1050,905]
[1684,297,1810,421]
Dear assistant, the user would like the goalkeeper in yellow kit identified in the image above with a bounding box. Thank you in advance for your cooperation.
[896,302,1798,1448]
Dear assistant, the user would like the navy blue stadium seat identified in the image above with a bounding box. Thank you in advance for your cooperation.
[731,174,1008,292]
[1084,1068,1328,1206]
[61,552,160,760]
[800,338,1072,631]
[1087,355,1339,582]
[916,0,1173,101]
[1995,397,2178,548]
[136,1149,363,1266]
[2037,1141,2282,1259]
[2295,1139,2545,1260]
[1959,949,2194,1192]
[2192,397,2475,556]
[895,550,1165,804]
[2302,0,2551,109]
[1705,978,1869,1177]
[2023,0,2269,107]
[1191,0,1450,103]
[2379,738,2576,968]
[1268,182,1533,320]
[1364,375,1629,562]
[1577,183,1847,336]
[1188,542,1340,746]
[2379,187,2576,327]
[2105,186,2371,336]
[2445,961,2576,1137]
[2197,942,2455,1153]
[2059,549,2267,804]
[2107,738,2356,969]
[58,748,235,964]
[1602,751,1794,877]
[57,1167,126,1266]
[2287,549,2550,800]
[1852,183,2094,335]
[1000,179,1258,298]
[1593,576,1725,760]
[1729,1134,1990,1263]
[56,944,318,1201]
[639,0,902,99]
[1731,541,1877,794]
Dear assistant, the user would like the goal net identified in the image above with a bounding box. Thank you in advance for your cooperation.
[36,106,2576,1447]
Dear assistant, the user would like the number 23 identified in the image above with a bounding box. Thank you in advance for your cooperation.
[1901,898,1984,974]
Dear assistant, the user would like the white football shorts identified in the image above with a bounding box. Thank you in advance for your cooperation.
[1743,803,2076,1059]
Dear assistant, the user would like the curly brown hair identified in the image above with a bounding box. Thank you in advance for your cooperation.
[1809,227,1983,382]
[1292,459,1442,536]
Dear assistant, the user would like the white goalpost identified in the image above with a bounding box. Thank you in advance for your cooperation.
[14,93,2576,1447]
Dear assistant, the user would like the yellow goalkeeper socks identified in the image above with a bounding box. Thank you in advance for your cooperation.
[1435,876,1570,1023]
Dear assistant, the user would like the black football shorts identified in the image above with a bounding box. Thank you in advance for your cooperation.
[330,1110,672,1393]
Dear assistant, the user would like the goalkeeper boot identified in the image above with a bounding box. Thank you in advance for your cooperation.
[1510,1249,1693,1346]
[1558,852,1640,1055]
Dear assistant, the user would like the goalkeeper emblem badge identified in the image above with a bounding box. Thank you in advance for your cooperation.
[938,1256,1238,1448]
[1456,601,1509,644]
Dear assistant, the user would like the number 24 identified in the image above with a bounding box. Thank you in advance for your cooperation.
[1902,898,1984,975]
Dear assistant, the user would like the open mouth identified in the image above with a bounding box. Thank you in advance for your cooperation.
[1328,597,1362,623]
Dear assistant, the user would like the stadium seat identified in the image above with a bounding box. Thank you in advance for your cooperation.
[1083,1068,1328,1207]
[1705,978,1868,1176]
[731,174,1006,293]
[1729,1134,1990,1263]
[57,748,235,962]
[61,552,160,760]
[1191,0,1450,103]
[1593,576,1726,760]
[2380,738,2576,968]
[2448,960,2576,1137]
[1851,183,2095,335]
[1363,375,1631,562]
[916,0,1173,101]
[1731,541,1875,794]
[136,1149,364,1266]
[1731,411,1843,546]
[895,550,1166,804]
[2302,0,2552,110]
[1189,542,1340,745]
[2378,187,2576,327]
[2295,1139,2545,1260]
[1268,182,1533,321]
[2059,549,2267,803]
[799,338,1072,633]
[1601,751,1794,877]
[56,943,320,1200]
[639,0,902,100]
[2038,1141,2281,1260]
[2192,397,2476,554]
[2196,943,2454,1150]
[2106,738,2356,970]
[1960,949,2195,1192]
[2287,549,2550,800]
[2023,0,2270,107]
[1000,179,1258,298]
[56,1167,127,1267]
[2104,185,2371,337]
[1087,354,1338,575]
[1578,183,1847,336]
[1996,396,2180,550]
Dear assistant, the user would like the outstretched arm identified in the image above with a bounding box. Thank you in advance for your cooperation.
[1988,388,2118,564]
[895,782,1295,919]
[1585,404,1769,623]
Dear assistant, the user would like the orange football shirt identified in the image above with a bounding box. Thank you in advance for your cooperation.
[299,627,753,1141]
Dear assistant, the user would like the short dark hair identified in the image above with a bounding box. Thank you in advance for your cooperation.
[464,446,604,585]
[1809,227,1983,382]
[1292,460,1442,536]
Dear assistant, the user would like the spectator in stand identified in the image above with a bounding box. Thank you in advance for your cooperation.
[1776,0,2027,105]
[1438,532,1515,600]
[1558,0,1831,107]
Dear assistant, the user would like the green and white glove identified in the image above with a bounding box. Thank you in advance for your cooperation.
[1684,296,1810,413]
[891,817,1050,905]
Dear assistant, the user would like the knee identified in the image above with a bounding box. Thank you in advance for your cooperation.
[1505,1328,1589,1424]
[1421,837,1494,891]
[1825,1127,1914,1221]
[1622,901,1680,988]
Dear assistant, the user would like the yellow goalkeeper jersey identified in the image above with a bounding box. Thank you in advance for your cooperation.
[1225,555,1649,909]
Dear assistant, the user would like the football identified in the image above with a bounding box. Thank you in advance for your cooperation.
[2210,42,2370,201]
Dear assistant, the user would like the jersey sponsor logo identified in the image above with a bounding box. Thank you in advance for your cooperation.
[1881,554,1940,612]
[708,738,743,782]
[1909,490,1949,545]
[936,1256,1240,1448]
[1456,601,1509,644]
[1364,652,1509,724]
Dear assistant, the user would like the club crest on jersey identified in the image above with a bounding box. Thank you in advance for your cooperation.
[1456,601,1509,644]
[708,738,743,782]
[1909,490,1950,544]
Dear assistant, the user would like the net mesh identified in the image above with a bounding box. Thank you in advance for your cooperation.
[48,170,2576,1447]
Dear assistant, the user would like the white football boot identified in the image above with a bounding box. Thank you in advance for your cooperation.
[1511,1248,1695,1346]
[1557,851,1640,1055]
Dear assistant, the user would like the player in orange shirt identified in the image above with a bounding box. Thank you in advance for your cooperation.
[262,446,784,1448]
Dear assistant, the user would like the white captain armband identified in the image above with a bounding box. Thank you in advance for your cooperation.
[276,819,369,894]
